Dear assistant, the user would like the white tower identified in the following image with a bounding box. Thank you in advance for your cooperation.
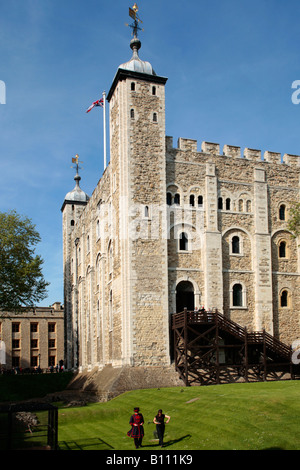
[61,155,89,368]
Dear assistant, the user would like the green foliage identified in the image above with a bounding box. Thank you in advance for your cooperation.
[57,382,300,450]
[288,201,300,238]
[0,210,49,311]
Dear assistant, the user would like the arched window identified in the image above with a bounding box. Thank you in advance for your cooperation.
[109,290,113,330]
[198,195,203,207]
[232,236,240,254]
[152,86,156,95]
[279,205,286,221]
[238,199,243,212]
[144,205,149,218]
[153,113,157,122]
[280,290,288,307]
[279,241,286,258]
[189,195,195,207]
[97,300,100,337]
[96,255,101,289]
[226,198,231,210]
[218,197,223,210]
[233,284,243,307]
[71,220,75,226]
[108,241,113,279]
[130,108,135,119]
[174,193,180,205]
[131,82,135,91]
[166,192,172,205]
[246,200,251,212]
[179,232,188,251]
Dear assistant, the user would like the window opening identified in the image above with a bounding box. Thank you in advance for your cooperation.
[279,241,286,258]
[232,236,240,254]
[279,205,286,221]
[179,232,188,251]
[280,290,288,307]
[233,284,243,307]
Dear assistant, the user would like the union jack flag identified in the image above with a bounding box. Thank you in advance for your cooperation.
[86,98,104,113]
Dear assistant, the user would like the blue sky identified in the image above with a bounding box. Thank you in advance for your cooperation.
[1,0,300,306]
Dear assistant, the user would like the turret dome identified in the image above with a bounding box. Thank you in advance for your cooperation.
[119,37,156,76]
[64,173,89,204]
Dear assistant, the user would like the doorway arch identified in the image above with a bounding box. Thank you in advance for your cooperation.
[176,280,195,312]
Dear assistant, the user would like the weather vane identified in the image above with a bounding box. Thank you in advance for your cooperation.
[126,3,144,38]
[71,154,83,175]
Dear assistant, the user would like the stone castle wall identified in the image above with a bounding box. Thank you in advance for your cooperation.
[63,129,300,373]
[62,58,300,373]
[166,136,300,345]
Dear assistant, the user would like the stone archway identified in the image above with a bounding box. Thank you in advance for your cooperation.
[176,280,195,313]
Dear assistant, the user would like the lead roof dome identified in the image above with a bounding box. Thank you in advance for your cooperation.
[64,173,89,203]
[118,37,156,76]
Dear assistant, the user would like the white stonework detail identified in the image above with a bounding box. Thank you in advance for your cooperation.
[61,31,300,374]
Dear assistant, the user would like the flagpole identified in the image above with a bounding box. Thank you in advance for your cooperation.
[102,90,107,170]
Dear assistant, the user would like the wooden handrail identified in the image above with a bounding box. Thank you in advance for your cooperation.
[172,309,292,361]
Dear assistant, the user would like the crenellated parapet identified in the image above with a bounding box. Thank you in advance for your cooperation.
[166,136,300,167]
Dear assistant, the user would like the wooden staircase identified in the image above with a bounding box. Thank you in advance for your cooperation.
[172,309,299,386]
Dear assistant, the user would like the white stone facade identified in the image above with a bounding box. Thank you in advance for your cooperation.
[62,38,300,372]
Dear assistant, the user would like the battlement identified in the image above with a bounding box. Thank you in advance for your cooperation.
[166,136,300,167]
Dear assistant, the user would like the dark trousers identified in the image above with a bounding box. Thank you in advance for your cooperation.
[134,437,143,448]
[156,424,165,446]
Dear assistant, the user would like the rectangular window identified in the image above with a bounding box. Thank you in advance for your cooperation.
[12,323,20,333]
[31,323,38,333]
[31,356,38,368]
[49,356,56,367]
[12,357,20,368]
[49,339,56,348]
[31,339,38,349]
[48,323,56,333]
[12,339,20,349]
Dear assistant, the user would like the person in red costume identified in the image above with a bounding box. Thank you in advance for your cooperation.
[128,407,144,449]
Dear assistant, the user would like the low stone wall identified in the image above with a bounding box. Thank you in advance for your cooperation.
[66,365,184,401]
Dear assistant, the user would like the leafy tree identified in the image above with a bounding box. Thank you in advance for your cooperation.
[288,202,300,239]
[0,210,49,312]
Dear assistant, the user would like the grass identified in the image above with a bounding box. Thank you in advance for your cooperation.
[1,374,300,450]
[56,381,300,450]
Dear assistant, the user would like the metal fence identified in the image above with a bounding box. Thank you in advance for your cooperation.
[0,402,58,450]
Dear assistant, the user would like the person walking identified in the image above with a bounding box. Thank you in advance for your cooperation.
[153,409,170,447]
[128,407,144,449]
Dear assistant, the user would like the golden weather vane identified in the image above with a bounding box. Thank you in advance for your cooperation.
[71,154,83,173]
[126,3,144,37]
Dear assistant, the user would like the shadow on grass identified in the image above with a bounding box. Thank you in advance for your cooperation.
[163,434,191,448]
[58,437,114,450]
[58,434,192,451]
[141,434,192,449]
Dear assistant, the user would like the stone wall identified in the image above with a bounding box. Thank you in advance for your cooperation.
[166,137,300,345]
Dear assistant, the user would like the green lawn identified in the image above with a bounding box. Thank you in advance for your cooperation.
[57,381,300,450]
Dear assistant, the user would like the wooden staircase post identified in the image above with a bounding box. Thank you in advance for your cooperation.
[290,345,294,380]
[263,329,267,381]
[245,327,248,382]
[184,308,189,386]
[215,312,220,384]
